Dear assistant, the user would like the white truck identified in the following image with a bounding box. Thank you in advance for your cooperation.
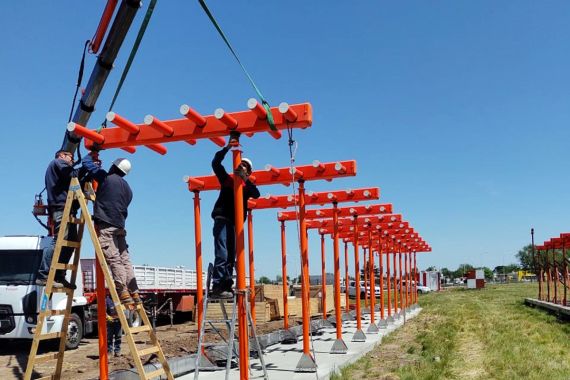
[0,235,204,349]
[0,235,92,349]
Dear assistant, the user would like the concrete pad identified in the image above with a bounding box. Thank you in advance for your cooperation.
[179,307,421,380]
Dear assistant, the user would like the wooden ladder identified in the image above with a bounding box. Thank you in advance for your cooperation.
[24,177,174,380]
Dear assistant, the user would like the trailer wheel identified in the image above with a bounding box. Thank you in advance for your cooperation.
[65,313,83,350]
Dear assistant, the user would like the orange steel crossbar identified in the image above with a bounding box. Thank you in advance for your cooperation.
[186,160,356,191]
[81,102,312,150]
[248,187,379,209]
[278,204,393,221]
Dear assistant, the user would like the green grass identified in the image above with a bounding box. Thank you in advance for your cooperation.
[331,283,570,380]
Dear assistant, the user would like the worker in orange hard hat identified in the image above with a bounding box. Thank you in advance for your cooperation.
[210,134,260,299]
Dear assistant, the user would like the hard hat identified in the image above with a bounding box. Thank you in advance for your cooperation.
[112,158,132,175]
[241,158,253,172]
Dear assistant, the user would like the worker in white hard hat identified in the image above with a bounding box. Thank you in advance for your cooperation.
[82,152,140,307]
[210,133,260,298]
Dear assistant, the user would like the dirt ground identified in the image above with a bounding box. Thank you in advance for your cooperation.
[0,318,297,380]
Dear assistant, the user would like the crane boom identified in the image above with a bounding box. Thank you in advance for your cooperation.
[62,0,141,153]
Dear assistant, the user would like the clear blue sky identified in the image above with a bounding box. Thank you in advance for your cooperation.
[1,1,569,278]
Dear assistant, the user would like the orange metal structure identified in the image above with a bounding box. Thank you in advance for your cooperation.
[185,161,358,372]
[72,102,312,152]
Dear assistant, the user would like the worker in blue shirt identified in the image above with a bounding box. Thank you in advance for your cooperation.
[36,150,79,289]
[210,135,260,298]
[83,152,140,306]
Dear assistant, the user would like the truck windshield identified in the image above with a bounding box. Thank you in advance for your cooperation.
[0,250,42,285]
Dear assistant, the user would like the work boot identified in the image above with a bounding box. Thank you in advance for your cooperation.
[131,291,143,305]
[120,291,134,306]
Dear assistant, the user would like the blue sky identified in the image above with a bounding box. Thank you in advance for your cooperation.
[1,1,569,279]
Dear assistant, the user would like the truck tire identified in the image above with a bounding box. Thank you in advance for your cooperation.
[65,313,83,350]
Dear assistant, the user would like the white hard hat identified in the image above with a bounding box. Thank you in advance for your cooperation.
[112,158,132,175]
[241,158,253,172]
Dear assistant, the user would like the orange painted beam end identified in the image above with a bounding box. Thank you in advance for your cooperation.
[107,112,140,134]
[145,143,167,155]
[67,122,105,145]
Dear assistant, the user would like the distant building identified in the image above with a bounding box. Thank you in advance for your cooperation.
[309,273,334,285]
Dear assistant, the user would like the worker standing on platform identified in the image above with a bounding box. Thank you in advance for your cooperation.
[211,134,260,298]
[82,152,140,306]
[36,150,79,289]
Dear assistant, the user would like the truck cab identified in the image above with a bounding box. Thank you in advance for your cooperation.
[0,235,91,349]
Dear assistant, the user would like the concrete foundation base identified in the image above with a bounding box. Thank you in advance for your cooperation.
[366,322,379,334]
[352,329,367,342]
[330,338,349,354]
[295,353,317,372]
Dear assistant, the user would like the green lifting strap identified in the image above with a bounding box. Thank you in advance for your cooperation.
[197,0,277,131]
[98,0,158,133]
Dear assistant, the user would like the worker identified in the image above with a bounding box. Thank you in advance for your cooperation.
[106,294,122,357]
[36,150,79,289]
[211,134,260,298]
[82,152,140,306]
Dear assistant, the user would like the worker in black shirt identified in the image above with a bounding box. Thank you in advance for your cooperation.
[36,150,79,289]
[211,137,260,298]
[83,152,140,306]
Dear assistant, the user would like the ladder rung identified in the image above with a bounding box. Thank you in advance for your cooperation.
[37,376,55,380]
[50,287,74,294]
[40,309,67,317]
[129,325,151,334]
[138,346,160,356]
[35,352,60,363]
[144,368,165,380]
[61,240,81,248]
[38,332,62,340]
[53,263,78,271]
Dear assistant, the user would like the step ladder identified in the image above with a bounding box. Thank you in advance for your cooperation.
[194,264,268,380]
[24,177,174,380]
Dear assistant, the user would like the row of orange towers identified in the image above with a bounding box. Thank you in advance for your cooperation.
[73,98,431,379]
[533,231,570,306]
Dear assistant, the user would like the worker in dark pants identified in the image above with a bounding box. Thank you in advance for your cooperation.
[211,135,260,298]
[106,294,122,357]
[36,150,79,289]
[82,152,140,307]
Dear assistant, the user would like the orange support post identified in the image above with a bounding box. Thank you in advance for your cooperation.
[351,216,366,342]
[320,233,327,320]
[95,256,108,380]
[193,191,204,335]
[407,250,412,306]
[215,108,238,130]
[296,181,317,372]
[413,252,418,304]
[363,248,368,309]
[367,228,378,333]
[121,146,136,154]
[232,147,249,379]
[247,210,256,327]
[386,244,392,320]
[398,245,404,311]
[378,235,386,324]
[280,221,289,330]
[330,202,347,353]
[344,242,349,316]
[393,248,398,315]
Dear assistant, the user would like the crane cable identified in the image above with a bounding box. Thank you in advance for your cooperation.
[197,0,276,132]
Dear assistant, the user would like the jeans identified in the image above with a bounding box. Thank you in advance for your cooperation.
[212,217,236,290]
[97,224,139,295]
[38,210,78,280]
[107,319,122,353]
